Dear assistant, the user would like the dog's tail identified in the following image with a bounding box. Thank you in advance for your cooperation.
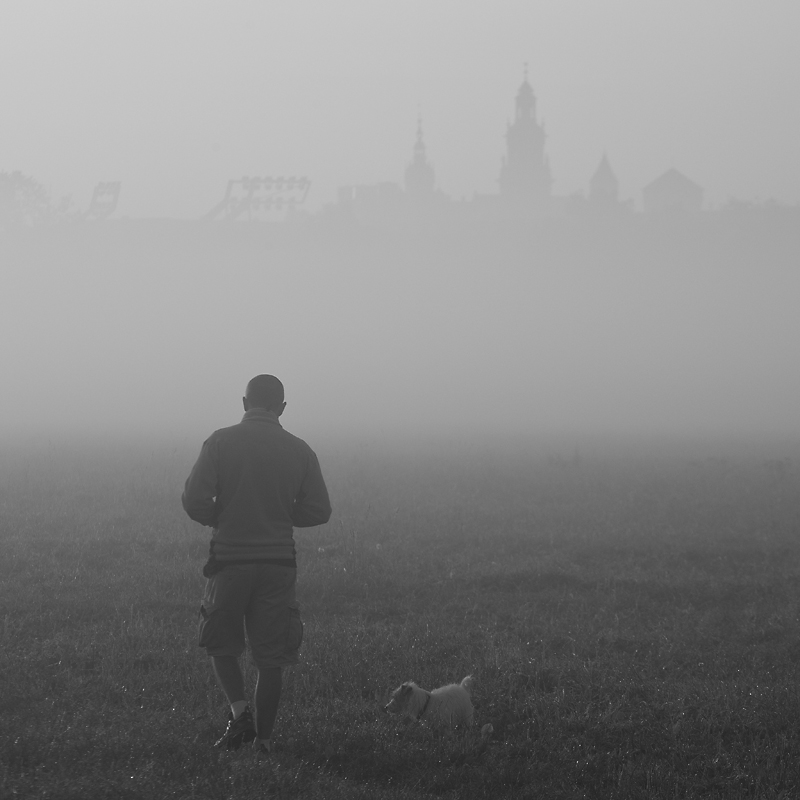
[461,675,474,694]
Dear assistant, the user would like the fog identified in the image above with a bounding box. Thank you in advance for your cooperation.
[2,213,798,449]
[2,2,799,450]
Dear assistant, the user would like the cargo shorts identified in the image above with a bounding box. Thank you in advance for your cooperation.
[198,563,303,669]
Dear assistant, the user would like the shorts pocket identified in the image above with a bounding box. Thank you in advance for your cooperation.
[198,605,216,649]
[198,606,244,655]
[286,601,303,655]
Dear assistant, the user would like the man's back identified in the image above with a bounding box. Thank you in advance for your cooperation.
[182,408,331,562]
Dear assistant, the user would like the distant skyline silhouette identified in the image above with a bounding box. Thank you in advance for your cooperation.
[5,69,787,223]
[2,2,797,217]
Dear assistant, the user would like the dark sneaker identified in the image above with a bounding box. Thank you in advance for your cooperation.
[215,708,257,750]
[255,742,275,762]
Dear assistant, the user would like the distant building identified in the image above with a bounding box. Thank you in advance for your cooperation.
[498,67,552,204]
[336,182,406,223]
[340,184,403,207]
[642,168,703,213]
[404,117,436,199]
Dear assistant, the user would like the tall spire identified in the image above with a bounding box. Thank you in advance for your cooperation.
[405,113,435,197]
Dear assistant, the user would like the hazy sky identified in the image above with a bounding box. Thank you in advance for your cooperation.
[2,0,799,217]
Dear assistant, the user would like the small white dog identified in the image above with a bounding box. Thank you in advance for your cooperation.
[383,675,474,727]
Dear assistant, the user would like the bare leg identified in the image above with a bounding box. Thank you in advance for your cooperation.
[211,655,246,704]
[255,667,282,740]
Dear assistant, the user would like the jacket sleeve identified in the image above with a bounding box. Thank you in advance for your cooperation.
[181,438,220,527]
[291,449,332,528]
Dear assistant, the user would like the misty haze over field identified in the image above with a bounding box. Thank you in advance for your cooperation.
[3,214,798,449]
[2,1,799,449]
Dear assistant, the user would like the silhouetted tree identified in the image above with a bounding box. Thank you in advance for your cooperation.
[0,171,53,230]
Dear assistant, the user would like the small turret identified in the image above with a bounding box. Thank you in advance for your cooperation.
[589,153,619,206]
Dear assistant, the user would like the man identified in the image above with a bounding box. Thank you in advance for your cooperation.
[182,375,331,758]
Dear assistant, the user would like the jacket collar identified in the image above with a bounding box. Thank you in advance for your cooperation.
[242,408,281,425]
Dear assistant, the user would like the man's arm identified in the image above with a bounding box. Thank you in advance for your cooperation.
[292,450,332,527]
[181,438,220,527]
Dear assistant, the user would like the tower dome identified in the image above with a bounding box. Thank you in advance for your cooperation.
[515,66,536,120]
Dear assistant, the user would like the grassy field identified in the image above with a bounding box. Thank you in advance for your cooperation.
[2,437,800,799]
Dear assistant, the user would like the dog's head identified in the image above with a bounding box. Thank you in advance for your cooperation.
[383,682,415,715]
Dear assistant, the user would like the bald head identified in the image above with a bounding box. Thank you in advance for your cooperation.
[244,374,285,414]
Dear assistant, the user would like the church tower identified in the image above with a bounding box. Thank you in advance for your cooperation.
[404,116,435,198]
[498,66,552,203]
